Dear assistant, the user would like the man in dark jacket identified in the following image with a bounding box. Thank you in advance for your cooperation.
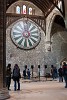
[62,62,67,88]
[6,64,12,90]
[58,67,63,82]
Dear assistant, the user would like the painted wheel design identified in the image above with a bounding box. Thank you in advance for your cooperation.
[11,19,41,49]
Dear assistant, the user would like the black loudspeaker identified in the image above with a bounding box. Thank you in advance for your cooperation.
[51,65,53,68]
[31,65,34,69]
[45,65,47,68]
[38,65,40,68]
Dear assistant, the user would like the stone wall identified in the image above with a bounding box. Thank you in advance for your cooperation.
[6,22,67,76]
[6,25,46,75]
[6,1,67,76]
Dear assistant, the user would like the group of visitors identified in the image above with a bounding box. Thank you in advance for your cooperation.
[6,64,21,91]
[6,64,31,91]
[58,62,67,88]
[23,68,30,79]
[6,62,67,91]
[49,63,67,88]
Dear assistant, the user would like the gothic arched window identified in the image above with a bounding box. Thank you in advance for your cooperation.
[16,6,21,14]
[23,5,26,14]
[29,7,32,15]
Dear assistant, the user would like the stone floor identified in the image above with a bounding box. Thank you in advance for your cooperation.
[7,78,67,100]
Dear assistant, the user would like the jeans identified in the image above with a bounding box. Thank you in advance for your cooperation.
[6,77,11,90]
[14,80,20,91]
[64,75,67,88]
[59,76,63,82]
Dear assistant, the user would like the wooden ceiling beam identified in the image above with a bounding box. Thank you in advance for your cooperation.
[25,0,46,13]
[49,0,64,16]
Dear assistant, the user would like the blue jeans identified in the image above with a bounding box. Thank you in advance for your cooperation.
[64,75,67,88]
[14,80,20,91]
[59,76,63,82]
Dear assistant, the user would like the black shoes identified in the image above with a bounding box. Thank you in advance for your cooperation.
[8,89,11,91]
[65,86,67,88]
[17,89,20,90]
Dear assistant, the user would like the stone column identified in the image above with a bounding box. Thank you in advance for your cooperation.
[0,0,10,99]
[45,16,52,52]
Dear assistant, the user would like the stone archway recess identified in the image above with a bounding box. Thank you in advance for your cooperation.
[0,0,10,99]
[45,7,63,52]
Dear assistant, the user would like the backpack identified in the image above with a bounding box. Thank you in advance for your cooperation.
[13,68,20,77]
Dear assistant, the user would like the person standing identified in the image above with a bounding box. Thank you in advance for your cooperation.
[27,69,30,79]
[12,64,21,91]
[23,69,26,79]
[58,66,63,82]
[6,64,12,90]
[51,65,55,80]
[54,67,58,79]
[62,62,67,88]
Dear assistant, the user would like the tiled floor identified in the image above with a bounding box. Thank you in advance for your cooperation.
[7,78,67,100]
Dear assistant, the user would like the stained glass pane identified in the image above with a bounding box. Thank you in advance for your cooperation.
[29,7,32,15]
[16,6,20,14]
[23,5,26,14]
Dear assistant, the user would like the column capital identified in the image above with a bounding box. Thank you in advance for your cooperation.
[45,41,52,44]
[45,41,52,52]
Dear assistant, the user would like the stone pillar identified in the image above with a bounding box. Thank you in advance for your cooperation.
[45,11,52,52]
[45,17,52,52]
[45,7,62,52]
[0,0,10,99]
